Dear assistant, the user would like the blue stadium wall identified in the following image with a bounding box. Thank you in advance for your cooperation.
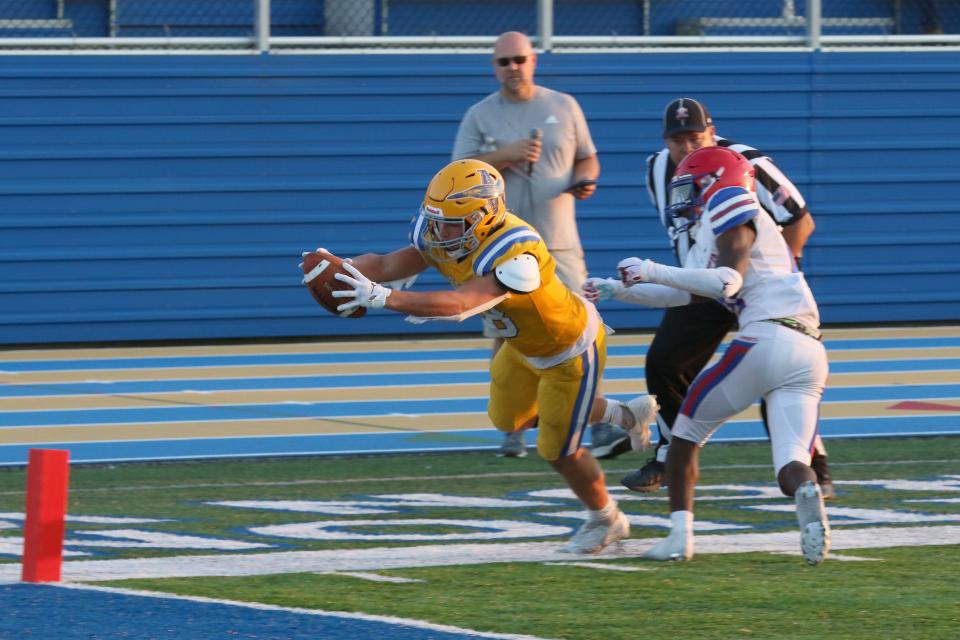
[1,51,958,345]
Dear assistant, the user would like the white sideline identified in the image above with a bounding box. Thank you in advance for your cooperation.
[0,525,956,583]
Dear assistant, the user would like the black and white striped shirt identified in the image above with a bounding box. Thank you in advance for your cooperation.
[645,137,809,266]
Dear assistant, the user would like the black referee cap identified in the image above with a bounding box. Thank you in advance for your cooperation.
[662,98,713,136]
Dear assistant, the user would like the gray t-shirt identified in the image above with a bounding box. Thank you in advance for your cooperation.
[452,86,597,251]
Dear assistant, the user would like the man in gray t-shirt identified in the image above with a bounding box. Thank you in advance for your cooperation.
[452,31,601,458]
[452,31,599,292]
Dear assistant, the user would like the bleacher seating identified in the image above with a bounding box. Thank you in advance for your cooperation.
[0,0,73,37]
[115,0,324,38]
[0,0,953,39]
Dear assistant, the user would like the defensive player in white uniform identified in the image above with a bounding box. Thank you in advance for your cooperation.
[584,146,830,565]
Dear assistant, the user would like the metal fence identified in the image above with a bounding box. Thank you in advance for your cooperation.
[0,0,958,52]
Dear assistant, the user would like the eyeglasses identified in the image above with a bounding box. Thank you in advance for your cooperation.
[496,56,528,67]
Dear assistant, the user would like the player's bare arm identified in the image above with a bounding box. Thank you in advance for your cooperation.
[715,222,756,278]
[385,273,506,317]
[348,246,427,283]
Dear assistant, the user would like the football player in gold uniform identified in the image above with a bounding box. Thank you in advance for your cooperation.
[327,159,657,553]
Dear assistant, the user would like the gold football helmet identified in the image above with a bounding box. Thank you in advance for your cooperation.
[420,159,506,261]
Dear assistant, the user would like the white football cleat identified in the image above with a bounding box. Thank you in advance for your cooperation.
[497,430,528,458]
[642,527,693,561]
[795,480,831,566]
[624,395,659,452]
[558,510,630,554]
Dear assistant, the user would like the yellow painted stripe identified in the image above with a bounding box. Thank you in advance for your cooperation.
[1,397,956,445]
[1,325,957,363]
[4,346,959,387]
[0,359,489,384]
[2,370,959,411]
[0,332,656,362]
[0,413,491,444]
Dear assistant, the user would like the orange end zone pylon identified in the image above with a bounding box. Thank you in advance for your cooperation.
[21,448,70,583]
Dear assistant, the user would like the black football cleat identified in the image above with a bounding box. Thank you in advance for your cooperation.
[589,423,632,460]
[622,457,665,492]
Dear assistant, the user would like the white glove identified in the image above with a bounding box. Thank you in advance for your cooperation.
[617,257,655,285]
[332,262,392,312]
[582,277,623,303]
[383,273,419,290]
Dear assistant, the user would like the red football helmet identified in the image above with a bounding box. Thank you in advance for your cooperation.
[666,146,755,230]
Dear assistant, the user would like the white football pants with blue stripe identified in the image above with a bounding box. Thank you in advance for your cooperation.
[672,320,828,475]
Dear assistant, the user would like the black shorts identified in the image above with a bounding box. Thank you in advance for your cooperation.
[645,301,737,430]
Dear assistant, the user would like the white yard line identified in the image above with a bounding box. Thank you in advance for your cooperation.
[543,561,654,572]
[318,571,424,583]
[0,525,954,583]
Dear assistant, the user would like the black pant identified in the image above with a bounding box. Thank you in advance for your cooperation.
[645,302,737,448]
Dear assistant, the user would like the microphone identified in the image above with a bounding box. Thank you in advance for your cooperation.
[527,128,542,176]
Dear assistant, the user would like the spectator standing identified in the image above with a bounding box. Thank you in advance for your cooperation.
[452,31,606,457]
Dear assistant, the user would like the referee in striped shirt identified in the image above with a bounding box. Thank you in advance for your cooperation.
[618,98,834,497]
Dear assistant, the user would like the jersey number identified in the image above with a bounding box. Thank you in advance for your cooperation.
[481,309,518,338]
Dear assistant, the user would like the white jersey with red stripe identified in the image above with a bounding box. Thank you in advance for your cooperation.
[684,186,820,333]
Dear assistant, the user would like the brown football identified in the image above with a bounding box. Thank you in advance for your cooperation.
[301,249,366,318]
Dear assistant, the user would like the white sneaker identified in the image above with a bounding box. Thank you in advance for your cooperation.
[497,431,527,458]
[642,527,693,561]
[624,395,659,452]
[558,510,630,554]
[795,480,831,566]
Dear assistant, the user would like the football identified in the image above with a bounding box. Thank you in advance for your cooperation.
[301,249,366,318]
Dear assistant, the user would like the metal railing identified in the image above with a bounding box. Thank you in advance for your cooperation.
[0,0,958,53]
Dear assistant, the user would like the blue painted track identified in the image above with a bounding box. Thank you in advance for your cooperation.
[0,328,958,465]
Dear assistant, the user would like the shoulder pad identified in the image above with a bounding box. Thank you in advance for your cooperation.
[495,253,541,293]
[705,187,759,236]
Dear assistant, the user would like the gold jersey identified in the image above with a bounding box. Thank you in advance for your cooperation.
[411,212,589,358]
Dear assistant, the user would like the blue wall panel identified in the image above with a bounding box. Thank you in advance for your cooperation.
[0,51,958,345]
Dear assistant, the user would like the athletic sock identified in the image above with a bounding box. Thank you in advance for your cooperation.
[599,399,631,430]
[589,498,619,523]
[656,444,669,464]
[670,510,693,533]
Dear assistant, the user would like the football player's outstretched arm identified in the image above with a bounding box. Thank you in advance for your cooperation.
[348,246,427,283]
[332,263,508,320]
[616,224,756,301]
[385,273,507,318]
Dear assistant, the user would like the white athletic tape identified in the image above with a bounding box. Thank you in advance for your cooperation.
[302,259,330,284]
